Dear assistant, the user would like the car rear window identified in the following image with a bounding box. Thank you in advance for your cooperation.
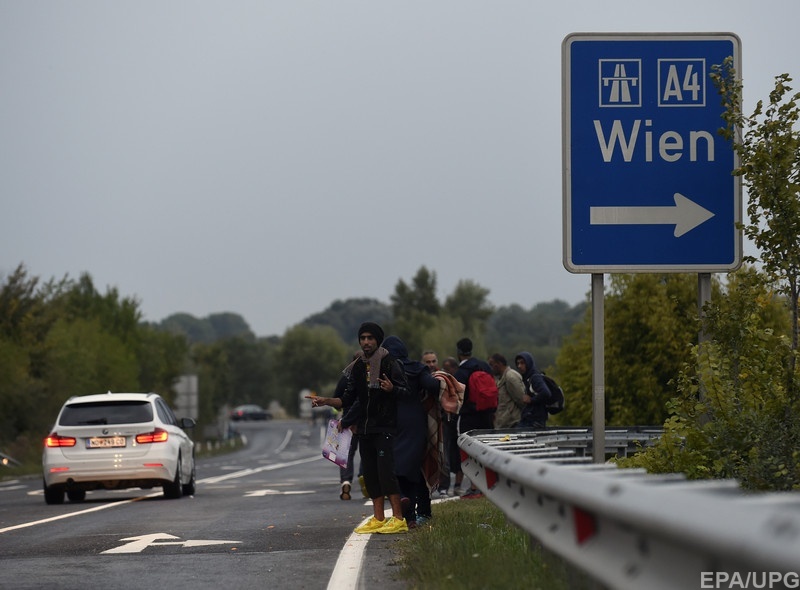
[59,400,154,426]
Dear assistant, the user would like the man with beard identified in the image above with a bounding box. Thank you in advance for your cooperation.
[340,322,410,534]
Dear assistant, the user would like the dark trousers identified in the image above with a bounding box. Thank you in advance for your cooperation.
[443,416,461,484]
[359,433,400,498]
[339,435,360,483]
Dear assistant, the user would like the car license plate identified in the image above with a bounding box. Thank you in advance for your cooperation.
[87,436,126,448]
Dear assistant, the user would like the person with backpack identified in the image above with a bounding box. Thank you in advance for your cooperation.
[514,351,552,429]
[454,338,496,497]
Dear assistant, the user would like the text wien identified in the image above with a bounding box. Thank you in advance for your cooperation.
[594,119,714,163]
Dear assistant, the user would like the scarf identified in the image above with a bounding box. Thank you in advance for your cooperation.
[343,346,389,388]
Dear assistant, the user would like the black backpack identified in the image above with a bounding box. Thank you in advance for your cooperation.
[541,373,565,415]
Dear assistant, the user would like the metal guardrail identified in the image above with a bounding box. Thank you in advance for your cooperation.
[459,428,800,590]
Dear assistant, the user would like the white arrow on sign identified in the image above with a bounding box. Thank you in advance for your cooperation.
[101,533,241,554]
[589,193,715,237]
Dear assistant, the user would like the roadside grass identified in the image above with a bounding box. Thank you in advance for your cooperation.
[393,497,579,590]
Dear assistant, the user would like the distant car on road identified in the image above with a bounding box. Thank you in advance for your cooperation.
[42,392,196,504]
[230,404,272,421]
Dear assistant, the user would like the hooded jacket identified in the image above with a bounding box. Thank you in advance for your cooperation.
[515,351,551,427]
[382,336,441,479]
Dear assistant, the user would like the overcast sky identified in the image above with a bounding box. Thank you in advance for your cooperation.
[2,1,798,337]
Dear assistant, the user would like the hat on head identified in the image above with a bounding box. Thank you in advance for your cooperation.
[456,338,473,356]
[358,322,384,345]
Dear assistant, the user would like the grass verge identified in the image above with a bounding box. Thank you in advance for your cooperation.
[392,497,577,590]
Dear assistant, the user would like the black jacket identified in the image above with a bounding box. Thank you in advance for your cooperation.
[340,353,409,435]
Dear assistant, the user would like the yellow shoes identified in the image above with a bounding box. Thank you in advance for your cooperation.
[376,516,408,534]
[353,516,409,534]
[354,516,386,534]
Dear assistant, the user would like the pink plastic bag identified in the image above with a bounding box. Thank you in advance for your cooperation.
[322,419,352,468]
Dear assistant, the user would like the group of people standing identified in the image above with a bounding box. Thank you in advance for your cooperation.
[310,322,552,535]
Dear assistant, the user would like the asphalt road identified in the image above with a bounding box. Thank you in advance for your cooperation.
[0,419,409,590]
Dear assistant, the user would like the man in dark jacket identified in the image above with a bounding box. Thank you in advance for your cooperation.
[515,351,552,429]
[340,322,410,534]
[453,338,495,497]
[453,338,495,433]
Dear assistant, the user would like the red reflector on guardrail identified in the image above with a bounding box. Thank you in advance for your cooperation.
[485,468,498,489]
[574,506,597,544]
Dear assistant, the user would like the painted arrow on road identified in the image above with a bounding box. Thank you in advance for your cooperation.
[589,193,715,237]
[101,533,241,554]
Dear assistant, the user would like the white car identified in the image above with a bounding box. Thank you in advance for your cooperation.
[42,392,196,504]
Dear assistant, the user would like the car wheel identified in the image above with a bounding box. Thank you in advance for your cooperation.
[163,456,183,499]
[67,489,86,502]
[182,457,196,496]
[43,480,65,505]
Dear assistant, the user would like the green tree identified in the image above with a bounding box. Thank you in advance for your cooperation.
[137,326,189,394]
[390,267,443,358]
[443,280,494,336]
[0,266,192,464]
[487,300,587,370]
[621,268,797,489]
[44,317,140,399]
[160,313,219,344]
[391,266,441,318]
[302,298,392,343]
[557,274,703,426]
[275,325,349,414]
[206,313,254,341]
[714,61,800,384]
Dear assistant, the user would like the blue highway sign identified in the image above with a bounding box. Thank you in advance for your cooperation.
[562,33,742,273]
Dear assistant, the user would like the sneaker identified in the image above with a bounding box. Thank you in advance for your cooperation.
[453,486,465,497]
[431,489,447,499]
[340,481,351,501]
[354,516,385,534]
[446,488,455,497]
[416,515,432,526]
[358,475,369,498]
[376,516,408,534]
[462,488,483,499]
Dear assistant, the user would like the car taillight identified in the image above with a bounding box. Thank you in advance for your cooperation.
[135,428,169,444]
[44,433,77,448]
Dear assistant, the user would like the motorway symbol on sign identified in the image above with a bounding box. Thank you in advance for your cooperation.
[101,533,242,554]
[562,33,742,272]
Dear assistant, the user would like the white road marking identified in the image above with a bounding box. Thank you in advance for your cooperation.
[243,489,314,497]
[327,518,371,590]
[101,533,241,554]
[1,455,321,534]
